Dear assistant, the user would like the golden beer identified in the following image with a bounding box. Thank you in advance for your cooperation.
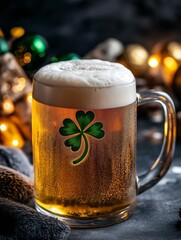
[33,100,137,219]
[32,59,176,227]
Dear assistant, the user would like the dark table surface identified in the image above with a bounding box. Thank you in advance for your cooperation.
[68,119,181,240]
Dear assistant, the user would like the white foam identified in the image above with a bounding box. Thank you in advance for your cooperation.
[33,59,136,109]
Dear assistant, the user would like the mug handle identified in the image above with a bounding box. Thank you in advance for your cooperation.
[136,90,176,194]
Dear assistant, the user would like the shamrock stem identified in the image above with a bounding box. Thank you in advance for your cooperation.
[73,134,89,164]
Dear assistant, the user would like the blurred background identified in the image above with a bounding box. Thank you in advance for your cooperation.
[0,2,181,239]
[0,0,181,153]
[1,0,181,55]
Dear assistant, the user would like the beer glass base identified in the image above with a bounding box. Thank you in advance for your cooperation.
[35,203,135,228]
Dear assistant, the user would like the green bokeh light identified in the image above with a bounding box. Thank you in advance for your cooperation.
[31,37,46,53]
[50,53,80,62]
[0,38,9,55]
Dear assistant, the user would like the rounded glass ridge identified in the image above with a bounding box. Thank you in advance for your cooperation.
[33,59,136,109]
[34,59,135,87]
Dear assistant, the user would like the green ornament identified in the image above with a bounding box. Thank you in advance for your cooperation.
[50,53,80,63]
[11,33,48,70]
[0,38,9,55]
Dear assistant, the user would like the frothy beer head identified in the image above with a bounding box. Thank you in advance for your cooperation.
[33,59,136,109]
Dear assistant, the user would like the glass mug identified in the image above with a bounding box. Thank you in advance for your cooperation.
[32,59,176,228]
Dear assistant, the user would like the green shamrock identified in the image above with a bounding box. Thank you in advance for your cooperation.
[59,110,105,165]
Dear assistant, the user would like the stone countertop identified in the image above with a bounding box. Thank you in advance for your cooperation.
[68,120,181,240]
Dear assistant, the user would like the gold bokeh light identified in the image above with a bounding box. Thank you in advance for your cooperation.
[12,139,20,147]
[23,52,32,64]
[163,56,178,72]
[127,44,149,66]
[148,55,160,68]
[0,119,24,148]
[0,123,8,131]
[167,41,181,61]
[2,99,15,114]
[12,77,26,93]
[26,92,32,104]
[10,27,25,38]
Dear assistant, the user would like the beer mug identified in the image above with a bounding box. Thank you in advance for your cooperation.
[32,59,176,228]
